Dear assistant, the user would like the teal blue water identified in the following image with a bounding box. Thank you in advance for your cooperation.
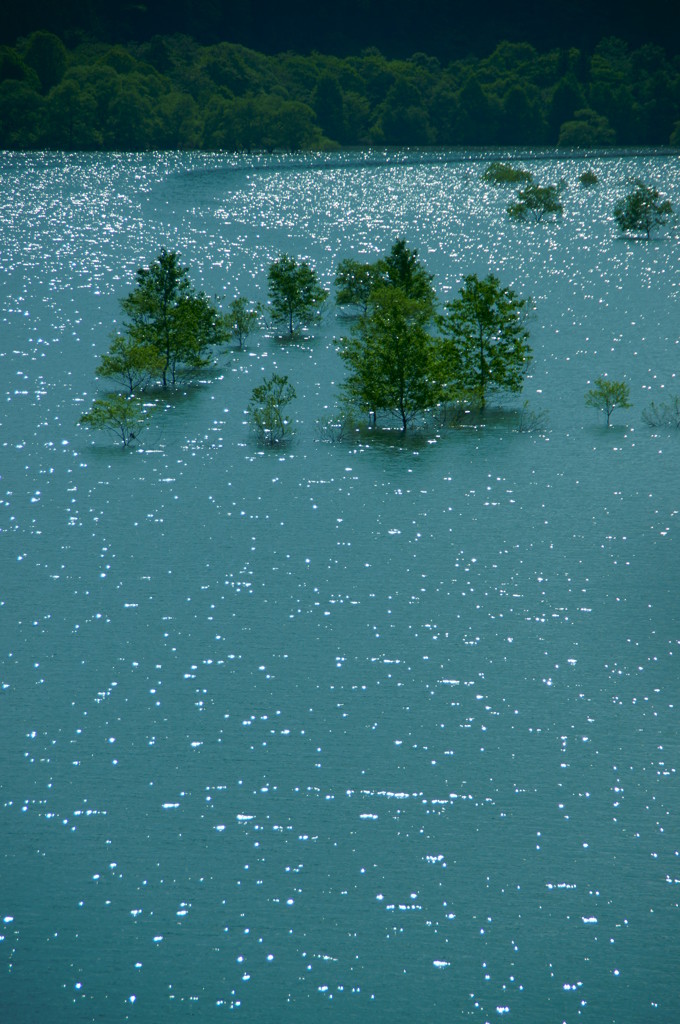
[1,150,679,1023]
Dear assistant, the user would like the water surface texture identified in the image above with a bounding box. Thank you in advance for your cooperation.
[1,150,679,1023]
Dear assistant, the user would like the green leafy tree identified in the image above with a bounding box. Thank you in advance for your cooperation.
[78,394,152,447]
[334,258,381,315]
[267,254,327,339]
[248,373,296,445]
[335,240,435,319]
[378,238,436,314]
[21,31,67,94]
[116,249,227,389]
[337,286,443,431]
[0,79,44,147]
[439,274,532,410]
[96,335,163,393]
[482,161,533,185]
[585,377,632,426]
[225,296,260,350]
[557,107,616,146]
[613,179,674,239]
[313,74,345,143]
[507,182,564,223]
[578,169,599,187]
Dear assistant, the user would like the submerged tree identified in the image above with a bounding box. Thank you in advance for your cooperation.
[482,161,533,185]
[334,239,436,319]
[248,373,296,444]
[578,169,599,188]
[337,285,442,431]
[78,394,152,447]
[225,295,261,350]
[95,335,162,393]
[585,377,632,425]
[439,273,532,409]
[99,249,227,389]
[267,254,327,339]
[642,394,680,428]
[377,238,437,315]
[613,179,674,239]
[507,182,564,223]
[334,257,381,315]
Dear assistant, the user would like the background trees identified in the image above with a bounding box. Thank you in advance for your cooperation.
[2,31,680,150]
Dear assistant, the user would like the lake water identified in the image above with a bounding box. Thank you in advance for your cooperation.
[1,148,679,1023]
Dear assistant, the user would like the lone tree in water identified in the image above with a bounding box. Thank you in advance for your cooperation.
[585,377,632,426]
[337,285,443,431]
[613,179,674,239]
[507,182,564,224]
[78,394,153,447]
[248,373,296,444]
[267,254,327,339]
[98,249,227,390]
[224,295,261,350]
[439,273,532,410]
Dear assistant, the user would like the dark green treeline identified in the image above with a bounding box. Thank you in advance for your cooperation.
[2,31,680,151]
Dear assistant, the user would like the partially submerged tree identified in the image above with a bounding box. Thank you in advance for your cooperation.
[225,295,260,350]
[377,238,436,313]
[642,394,680,428]
[482,161,533,185]
[267,253,327,339]
[578,169,599,188]
[248,373,296,444]
[95,335,162,393]
[335,239,436,320]
[334,257,381,315]
[507,181,564,223]
[102,249,227,389]
[613,179,673,239]
[585,377,632,425]
[439,273,533,410]
[78,394,152,447]
[337,285,443,431]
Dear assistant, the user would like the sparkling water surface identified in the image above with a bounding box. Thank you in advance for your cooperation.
[1,149,679,1022]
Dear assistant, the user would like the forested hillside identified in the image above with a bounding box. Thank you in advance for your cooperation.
[2,31,679,150]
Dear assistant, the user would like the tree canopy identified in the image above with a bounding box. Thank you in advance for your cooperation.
[268,254,327,339]
[2,31,680,150]
[613,179,674,238]
[337,285,442,430]
[106,249,227,389]
[439,274,533,409]
[507,182,565,224]
[585,377,632,425]
[248,373,297,444]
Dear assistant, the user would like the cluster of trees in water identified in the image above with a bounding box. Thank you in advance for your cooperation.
[80,167,676,449]
[79,236,536,447]
[3,30,680,151]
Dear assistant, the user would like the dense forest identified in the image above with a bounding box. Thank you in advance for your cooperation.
[2,30,680,151]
